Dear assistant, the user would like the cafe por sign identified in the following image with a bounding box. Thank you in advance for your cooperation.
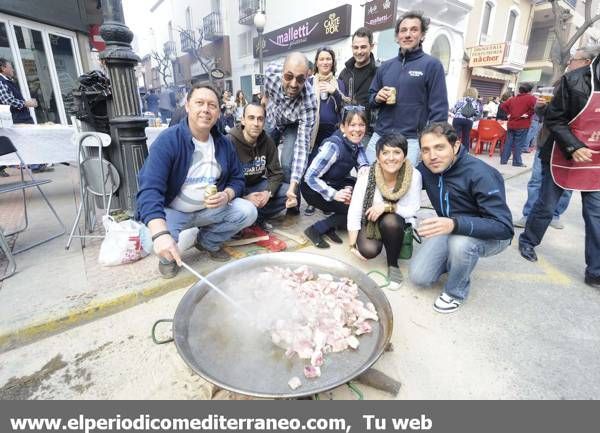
[253,4,352,59]
[468,43,506,68]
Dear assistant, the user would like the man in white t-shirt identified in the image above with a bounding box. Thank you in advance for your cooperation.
[137,84,257,278]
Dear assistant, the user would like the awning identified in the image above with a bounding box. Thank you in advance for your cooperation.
[471,67,513,81]
[519,69,543,83]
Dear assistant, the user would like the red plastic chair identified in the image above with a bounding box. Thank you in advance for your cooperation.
[475,120,507,156]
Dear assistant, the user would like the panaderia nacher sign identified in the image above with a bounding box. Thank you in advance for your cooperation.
[253,4,352,59]
[468,43,506,68]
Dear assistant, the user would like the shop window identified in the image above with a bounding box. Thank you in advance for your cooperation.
[431,34,451,75]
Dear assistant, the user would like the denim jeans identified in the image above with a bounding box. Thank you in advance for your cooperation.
[140,198,257,256]
[522,150,572,219]
[366,133,419,166]
[244,179,289,223]
[267,124,300,211]
[525,118,542,149]
[409,234,511,300]
[520,162,600,279]
[452,117,474,152]
[501,128,528,165]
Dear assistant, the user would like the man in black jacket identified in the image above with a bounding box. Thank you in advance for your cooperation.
[338,27,377,146]
[519,54,600,290]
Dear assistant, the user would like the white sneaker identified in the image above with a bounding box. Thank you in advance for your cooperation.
[549,219,564,230]
[513,216,527,228]
[433,293,461,314]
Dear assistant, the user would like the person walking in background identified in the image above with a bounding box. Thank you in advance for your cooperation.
[347,133,421,286]
[450,87,481,152]
[144,89,159,117]
[234,90,247,125]
[483,96,499,119]
[338,27,378,146]
[158,87,176,124]
[500,83,536,167]
[304,47,347,216]
[220,90,236,132]
[368,10,449,165]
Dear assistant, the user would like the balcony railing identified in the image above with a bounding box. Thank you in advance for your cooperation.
[163,40,176,57]
[239,0,261,25]
[535,0,576,7]
[180,30,195,53]
[203,11,223,42]
[503,41,529,70]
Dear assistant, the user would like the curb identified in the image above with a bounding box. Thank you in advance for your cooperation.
[0,273,196,354]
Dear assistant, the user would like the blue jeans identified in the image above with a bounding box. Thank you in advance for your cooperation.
[525,118,542,149]
[501,128,528,165]
[244,179,289,223]
[522,150,572,219]
[141,198,257,256]
[366,133,419,166]
[409,234,511,300]
[520,162,600,279]
[267,123,300,211]
[452,117,474,151]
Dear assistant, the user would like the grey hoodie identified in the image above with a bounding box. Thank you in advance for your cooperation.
[228,125,283,194]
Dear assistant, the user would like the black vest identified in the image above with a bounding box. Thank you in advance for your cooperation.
[0,75,33,124]
[321,131,360,189]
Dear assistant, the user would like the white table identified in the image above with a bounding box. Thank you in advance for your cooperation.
[0,125,167,165]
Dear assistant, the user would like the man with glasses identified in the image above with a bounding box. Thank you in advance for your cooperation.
[0,58,39,176]
[519,47,600,291]
[514,48,596,231]
[368,11,448,165]
[338,27,378,147]
[264,52,317,214]
[137,84,257,278]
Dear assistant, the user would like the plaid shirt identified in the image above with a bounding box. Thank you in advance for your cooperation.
[0,73,25,110]
[304,139,368,201]
[264,62,317,183]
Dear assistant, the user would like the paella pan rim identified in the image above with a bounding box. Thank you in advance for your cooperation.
[171,252,394,399]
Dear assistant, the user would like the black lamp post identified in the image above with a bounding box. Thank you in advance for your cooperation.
[99,0,148,216]
[253,10,266,95]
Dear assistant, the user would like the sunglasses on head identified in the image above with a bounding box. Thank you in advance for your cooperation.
[283,72,306,85]
[342,105,366,116]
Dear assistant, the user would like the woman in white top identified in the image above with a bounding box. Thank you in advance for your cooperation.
[347,133,422,284]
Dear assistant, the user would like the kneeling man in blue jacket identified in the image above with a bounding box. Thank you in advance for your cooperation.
[409,123,514,313]
[137,84,257,278]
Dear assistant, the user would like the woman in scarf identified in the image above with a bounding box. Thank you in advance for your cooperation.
[301,107,369,248]
[304,47,347,216]
[347,133,422,285]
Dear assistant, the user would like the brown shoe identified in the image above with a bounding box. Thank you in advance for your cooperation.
[195,240,231,262]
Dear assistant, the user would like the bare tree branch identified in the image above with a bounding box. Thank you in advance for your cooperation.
[151,50,172,88]
[176,27,214,85]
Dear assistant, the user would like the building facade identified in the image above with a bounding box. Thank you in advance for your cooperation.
[0,0,101,125]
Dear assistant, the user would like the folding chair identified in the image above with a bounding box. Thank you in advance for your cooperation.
[65,132,120,250]
[0,229,16,281]
[0,136,66,255]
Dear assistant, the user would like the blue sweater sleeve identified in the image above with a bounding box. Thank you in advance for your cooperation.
[426,61,449,122]
[452,170,514,240]
[136,137,173,225]
[369,66,385,108]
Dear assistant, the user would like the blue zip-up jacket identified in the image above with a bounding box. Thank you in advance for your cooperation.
[369,47,448,138]
[136,118,245,225]
[417,148,514,240]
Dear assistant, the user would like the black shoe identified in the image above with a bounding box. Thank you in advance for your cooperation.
[513,163,527,167]
[304,205,316,216]
[519,244,538,262]
[585,275,600,289]
[286,207,300,216]
[158,260,179,279]
[0,168,9,177]
[304,226,330,249]
[323,229,343,244]
[194,240,231,262]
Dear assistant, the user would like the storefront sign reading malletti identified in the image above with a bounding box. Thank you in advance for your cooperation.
[253,4,352,59]
[468,43,506,68]
[364,0,397,32]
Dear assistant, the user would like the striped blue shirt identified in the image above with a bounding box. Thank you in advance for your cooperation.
[264,62,317,183]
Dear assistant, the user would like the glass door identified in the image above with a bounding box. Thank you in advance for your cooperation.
[13,25,60,124]
[48,33,79,125]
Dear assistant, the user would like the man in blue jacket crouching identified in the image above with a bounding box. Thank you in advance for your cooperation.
[137,84,257,278]
[409,123,514,313]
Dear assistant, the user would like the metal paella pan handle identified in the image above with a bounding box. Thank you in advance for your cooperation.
[151,319,174,345]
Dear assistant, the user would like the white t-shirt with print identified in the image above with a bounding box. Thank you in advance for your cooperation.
[170,135,222,212]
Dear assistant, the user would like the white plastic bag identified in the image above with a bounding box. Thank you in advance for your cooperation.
[98,216,149,266]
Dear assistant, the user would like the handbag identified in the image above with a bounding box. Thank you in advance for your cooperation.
[399,223,421,260]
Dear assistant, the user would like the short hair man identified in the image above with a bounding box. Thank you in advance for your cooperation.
[228,102,289,227]
[338,27,378,145]
[519,50,600,290]
[264,52,317,213]
[137,84,257,278]
[499,82,537,167]
[409,123,513,313]
[368,11,449,165]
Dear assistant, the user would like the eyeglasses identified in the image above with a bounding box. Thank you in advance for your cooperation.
[282,72,306,85]
[568,57,589,64]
